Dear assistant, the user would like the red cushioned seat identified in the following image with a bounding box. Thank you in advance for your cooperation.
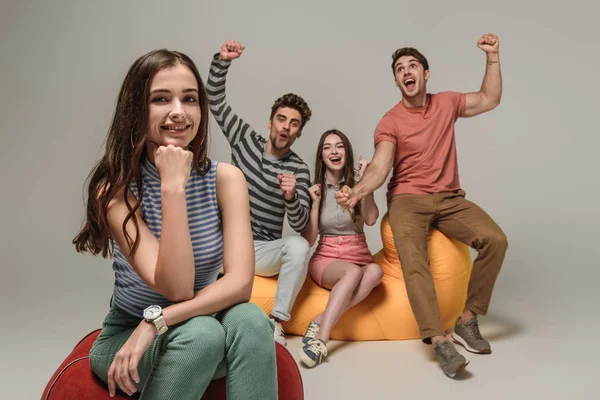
[41,329,303,400]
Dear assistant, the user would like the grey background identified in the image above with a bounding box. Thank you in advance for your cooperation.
[1,0,598,399]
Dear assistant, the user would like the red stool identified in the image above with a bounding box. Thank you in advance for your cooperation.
[42,329,303,400]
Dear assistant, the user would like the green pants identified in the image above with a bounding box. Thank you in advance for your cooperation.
[89,302,278,400]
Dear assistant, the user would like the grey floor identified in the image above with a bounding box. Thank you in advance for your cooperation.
[3,259,597,400]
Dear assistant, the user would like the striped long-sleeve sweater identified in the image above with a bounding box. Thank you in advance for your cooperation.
[206,55,311,241]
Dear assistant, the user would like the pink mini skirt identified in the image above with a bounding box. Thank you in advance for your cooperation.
[309,233,374,287]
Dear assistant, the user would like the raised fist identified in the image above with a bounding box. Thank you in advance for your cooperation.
[307,184,322,204]
[219,40,245,61]
[278,174,297,201]
[477,33,499,54]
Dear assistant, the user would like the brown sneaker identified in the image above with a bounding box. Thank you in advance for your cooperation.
[451,317,491,354]
[433,341,469,378]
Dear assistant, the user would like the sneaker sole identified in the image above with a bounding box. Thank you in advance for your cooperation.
[445,360,470,378]
[451,333,491,354]
[298,348,319,368]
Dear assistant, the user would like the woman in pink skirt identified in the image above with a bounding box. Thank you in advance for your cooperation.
[298,129,383,368]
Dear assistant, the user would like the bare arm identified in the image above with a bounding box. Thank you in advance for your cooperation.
[360,192,379,226]
[351,141,396,202]
[462,34,502,118]
[107,186,194,302]
[160,163,256,325]
[356,156,379,226]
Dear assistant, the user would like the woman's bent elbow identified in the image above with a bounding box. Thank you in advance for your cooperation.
[162,288,195,303]
[239,278,254,301]
[365,215,379,226]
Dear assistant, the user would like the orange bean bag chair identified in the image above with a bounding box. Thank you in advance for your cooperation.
[250,212,472,341]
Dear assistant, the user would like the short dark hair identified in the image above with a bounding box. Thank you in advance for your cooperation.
[270,93,312,128]
[391,47,429,74]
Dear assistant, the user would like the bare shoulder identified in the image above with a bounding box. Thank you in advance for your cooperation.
[216,163,250,221]
[216,162,248,198]
[216,162,246,184]
[104,184,138,212]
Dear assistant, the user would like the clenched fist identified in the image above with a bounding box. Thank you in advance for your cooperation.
[477,33,499,54]
[150,142,193,189]
[278,174,297,201]
[219,40,245,61]
[308,184,322,206]
[335,185,358,209]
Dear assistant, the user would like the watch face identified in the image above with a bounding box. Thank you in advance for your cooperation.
[144,305,161,320]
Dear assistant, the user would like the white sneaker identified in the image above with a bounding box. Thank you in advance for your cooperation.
[270,318,287,347]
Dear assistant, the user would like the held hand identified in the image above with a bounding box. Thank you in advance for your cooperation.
[307,184,322,205]
[357,155,370,180]
[477,33,499,54]
[278,174,297,201]
[219,40,245,61]
[150,142,193,189]
[335,185,358,209]
[107,320,156,397]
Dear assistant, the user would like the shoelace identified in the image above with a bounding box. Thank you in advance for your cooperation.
[307,339,328,357]
[305,322,320,338]
[466,320,484,341]
[436,343,458,363]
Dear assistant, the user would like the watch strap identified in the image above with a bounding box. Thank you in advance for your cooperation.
[152,315,168,335]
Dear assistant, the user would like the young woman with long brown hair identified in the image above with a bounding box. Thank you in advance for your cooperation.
[72,49,277,399]
[298,129,383,368]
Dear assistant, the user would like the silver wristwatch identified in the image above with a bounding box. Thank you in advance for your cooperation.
[143,305,168,335]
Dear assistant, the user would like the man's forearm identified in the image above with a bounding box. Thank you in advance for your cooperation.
[480,52,502,106]
[354,164,389,201]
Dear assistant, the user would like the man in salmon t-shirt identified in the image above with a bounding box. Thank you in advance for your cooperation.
[336,34,508,378]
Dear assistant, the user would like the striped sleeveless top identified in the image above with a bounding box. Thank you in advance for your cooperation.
[112,159,223,318]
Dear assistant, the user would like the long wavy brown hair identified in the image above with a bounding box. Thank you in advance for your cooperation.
[72,49,210,258]
[313,129,361,218]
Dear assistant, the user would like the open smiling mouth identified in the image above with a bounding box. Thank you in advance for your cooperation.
[404,77,416,91]
[329,156,342,165]
[162,124,190,133]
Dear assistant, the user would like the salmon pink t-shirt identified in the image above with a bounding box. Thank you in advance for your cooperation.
[374,91,466,199]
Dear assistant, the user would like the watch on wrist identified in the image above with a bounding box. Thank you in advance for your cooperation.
[143,305,168,335]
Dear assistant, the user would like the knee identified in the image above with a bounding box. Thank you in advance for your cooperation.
[486,230,508,253]
[282,236,310,269]
[283,236,310,256]
[345,265,364,286]
[170,317,225,363]
[224,303,274,350]
[363,263,384,287]
[225,303,272,334]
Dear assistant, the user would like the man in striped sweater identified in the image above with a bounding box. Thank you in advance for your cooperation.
[207,40,312,346]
